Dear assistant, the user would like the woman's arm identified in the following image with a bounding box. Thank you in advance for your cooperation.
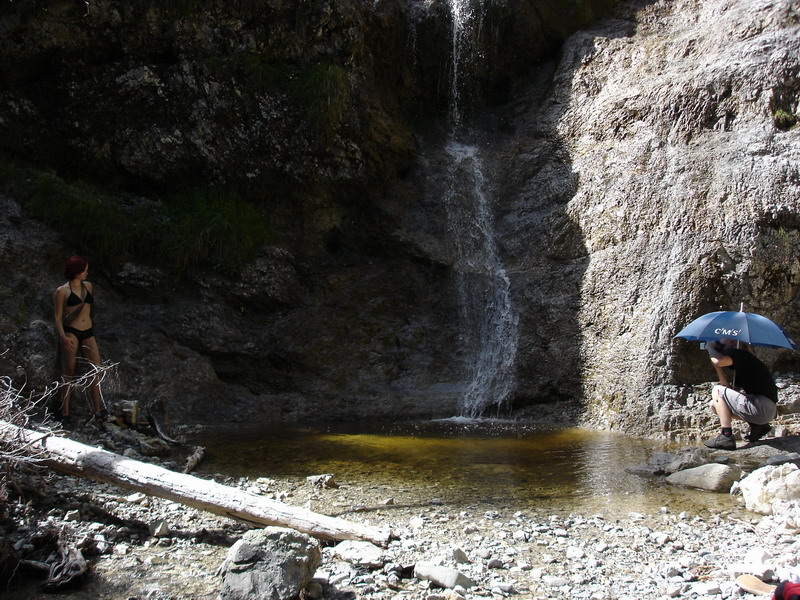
[53,287,75,352]
[54,287,66,336]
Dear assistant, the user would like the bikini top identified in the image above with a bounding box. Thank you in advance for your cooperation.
[65,284,94,307]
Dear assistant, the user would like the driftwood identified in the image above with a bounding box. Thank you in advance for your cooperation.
[39,547,88,592]
[146,398,181,446]
[0,420,391,546]
[182,445,205,473]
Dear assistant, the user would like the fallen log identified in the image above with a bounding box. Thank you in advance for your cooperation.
[0,420,391,546]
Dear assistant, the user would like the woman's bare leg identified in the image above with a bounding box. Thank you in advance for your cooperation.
[59,334,79,416]
[80,337,103,414]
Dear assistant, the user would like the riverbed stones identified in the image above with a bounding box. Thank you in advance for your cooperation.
[218,527,321,600]
[307,474,338,489]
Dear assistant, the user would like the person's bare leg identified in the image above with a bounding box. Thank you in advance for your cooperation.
[59,335,79,416]
[710,387,733,429]
[81,338,103,414]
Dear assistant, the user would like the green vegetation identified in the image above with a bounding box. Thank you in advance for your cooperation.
[774,109,798,131]
[294,63,350,147]
[18,170,156,269]
[163,189,270,274]
[0,159,271,276]
[211,54,351,147]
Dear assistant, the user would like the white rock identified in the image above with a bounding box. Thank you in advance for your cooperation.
[307,474,338,488]
[566,546,585,560]
[690,580,721,595]
[64,509,81,522]
[743,547,773,565]
[149,519,171,538]
[739,464,800,515]
[114,543,130,555]
[332,540,385,568]
[414,562,475,589]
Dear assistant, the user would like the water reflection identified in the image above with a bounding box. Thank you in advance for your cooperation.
[192,420,727,517]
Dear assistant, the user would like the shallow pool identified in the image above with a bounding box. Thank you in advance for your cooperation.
[191,418,731,517]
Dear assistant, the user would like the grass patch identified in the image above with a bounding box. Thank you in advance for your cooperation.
[774,109,798,131]
[162,188,271,274]
[8,168,156,270]
[292,63,351,147]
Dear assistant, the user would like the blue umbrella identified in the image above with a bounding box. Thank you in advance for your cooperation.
[675,310,797,350]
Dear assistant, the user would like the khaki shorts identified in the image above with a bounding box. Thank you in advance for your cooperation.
[714,385,777,425]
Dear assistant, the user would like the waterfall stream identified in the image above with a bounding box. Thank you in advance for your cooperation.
[443,0,519,417]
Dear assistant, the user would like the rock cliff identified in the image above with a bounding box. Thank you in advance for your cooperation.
[0,0,798,433]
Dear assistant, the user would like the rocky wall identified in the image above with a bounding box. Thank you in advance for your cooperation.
[497,0,800,433]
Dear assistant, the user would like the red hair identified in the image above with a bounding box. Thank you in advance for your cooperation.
[63,255,88,280]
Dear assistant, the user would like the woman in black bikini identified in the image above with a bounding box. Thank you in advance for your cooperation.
[53,255,104,422]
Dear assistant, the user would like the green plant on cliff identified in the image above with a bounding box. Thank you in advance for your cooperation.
[0,159,270,276]
[5,168,156,270]
[774,109,798,130]
[162,188,271,274]
[210,52,350,146]
[292,63,351,147]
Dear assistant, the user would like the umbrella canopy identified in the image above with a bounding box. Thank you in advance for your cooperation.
[675,310,797,350]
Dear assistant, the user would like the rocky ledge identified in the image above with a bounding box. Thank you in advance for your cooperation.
[2,418,800,600]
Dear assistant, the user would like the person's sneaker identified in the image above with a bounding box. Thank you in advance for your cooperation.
[744,423,771,443]
[704,433,736,450]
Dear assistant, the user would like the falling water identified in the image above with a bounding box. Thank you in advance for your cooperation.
[443,0,519,417]
[444,141,519,417]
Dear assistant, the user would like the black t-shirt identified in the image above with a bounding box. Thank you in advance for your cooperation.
[728,349,778,402]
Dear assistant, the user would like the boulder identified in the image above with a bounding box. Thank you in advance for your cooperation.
[218,527,321,600]
[738,463,800,515]
[665,449,710,475]
[666,463,742,492]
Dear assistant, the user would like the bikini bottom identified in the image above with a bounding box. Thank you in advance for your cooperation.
[64,326,95,341]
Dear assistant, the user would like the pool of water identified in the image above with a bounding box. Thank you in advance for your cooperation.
[191,418,730,517]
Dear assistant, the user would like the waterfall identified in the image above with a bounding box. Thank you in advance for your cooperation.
[443,0,519,417]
